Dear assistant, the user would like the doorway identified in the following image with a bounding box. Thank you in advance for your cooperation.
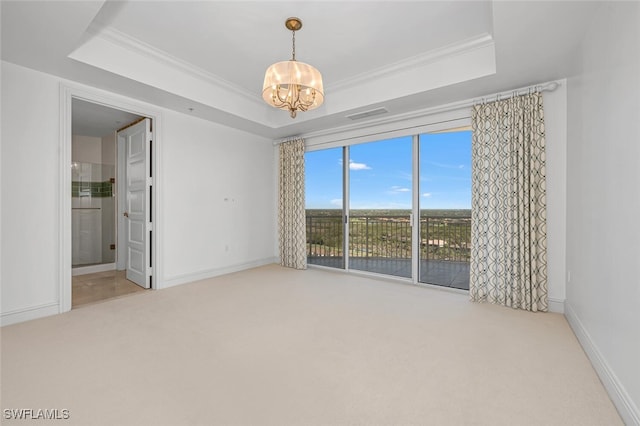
[70,98,150,307]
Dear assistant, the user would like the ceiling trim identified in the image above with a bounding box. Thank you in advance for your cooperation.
[326,33,494,92]
[85,23,264,107]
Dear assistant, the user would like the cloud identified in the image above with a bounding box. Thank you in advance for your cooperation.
[337,159,372,170]
[349,160,371,171]
[427,161,465,170]
[330,198,343,207]
[390,186,410,193]
[422,192,432,198]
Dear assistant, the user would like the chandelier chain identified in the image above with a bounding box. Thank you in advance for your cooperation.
[291,30,296,61]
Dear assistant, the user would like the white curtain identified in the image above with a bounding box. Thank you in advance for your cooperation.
[470,92,548,312]
[278,138,307,270]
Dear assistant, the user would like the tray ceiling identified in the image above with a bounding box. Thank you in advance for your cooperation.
[1,1,599,138]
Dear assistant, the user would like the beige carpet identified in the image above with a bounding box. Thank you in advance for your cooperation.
[1,264,621,425]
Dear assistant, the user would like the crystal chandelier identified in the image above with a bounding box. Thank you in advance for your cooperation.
[262,17,324,118]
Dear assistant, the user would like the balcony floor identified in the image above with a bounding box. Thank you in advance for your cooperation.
[308,257,469,290]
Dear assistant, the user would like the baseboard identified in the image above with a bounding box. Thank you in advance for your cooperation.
[548,297,565,313]
[1,302,60,327]
[565,302,640,425]
[72,263,116,276]
[161,257,278,289]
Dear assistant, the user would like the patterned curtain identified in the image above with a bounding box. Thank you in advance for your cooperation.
[470,92,548,312]
[278,138,307,270]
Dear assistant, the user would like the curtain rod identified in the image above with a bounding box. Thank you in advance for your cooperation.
[471,81,560,106]
[274,80,562,146]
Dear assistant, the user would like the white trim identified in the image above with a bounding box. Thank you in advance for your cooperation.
[299,104,471,149]
[162,257,278,289]
[327,34,494,92]
[60,82,164,311]
[72,263,116,276]
[1,302,60,327]
[59,86,73,313]
[548,297,565,313]
[305,111,472,151]
[565,302,640,425]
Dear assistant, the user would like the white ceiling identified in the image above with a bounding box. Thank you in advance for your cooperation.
[1,1,599,139]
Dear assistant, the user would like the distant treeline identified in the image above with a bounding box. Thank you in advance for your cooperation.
[306,209,471,218]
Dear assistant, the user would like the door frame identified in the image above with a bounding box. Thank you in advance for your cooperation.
[59,83,163,312]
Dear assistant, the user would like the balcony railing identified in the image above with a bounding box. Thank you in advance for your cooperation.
[306,214,471,262]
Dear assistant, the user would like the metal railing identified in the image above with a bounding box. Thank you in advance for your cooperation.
[306,214,471,262]
[420,216,471,262]
[306,215,344,257]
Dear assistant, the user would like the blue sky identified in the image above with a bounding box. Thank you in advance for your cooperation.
[305,131,471,210]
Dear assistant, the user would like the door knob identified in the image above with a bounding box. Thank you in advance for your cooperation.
[123,212,129,217]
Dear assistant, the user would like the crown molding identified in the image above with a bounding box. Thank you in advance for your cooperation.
[326,33,494,92]
[85,23,264,107]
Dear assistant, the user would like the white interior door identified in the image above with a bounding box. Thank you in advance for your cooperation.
[118,118,152,288]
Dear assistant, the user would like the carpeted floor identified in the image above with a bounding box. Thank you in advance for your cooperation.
[1,264,621,425]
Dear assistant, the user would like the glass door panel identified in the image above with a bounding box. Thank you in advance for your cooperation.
[418,131,472,289]
[349,136,413,278]
[305,147,345,269]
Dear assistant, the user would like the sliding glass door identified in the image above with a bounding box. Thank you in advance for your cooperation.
[304,128,471,289]
[418,131,472,289]
[305,147,345,269]
[349,136,413,278]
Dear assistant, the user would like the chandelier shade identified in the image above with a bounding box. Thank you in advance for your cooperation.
[262,60,324,118]
[262,17,324,118]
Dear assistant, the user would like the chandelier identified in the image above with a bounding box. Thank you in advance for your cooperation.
[262,17,324,118]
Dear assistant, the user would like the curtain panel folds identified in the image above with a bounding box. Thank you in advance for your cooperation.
[278,138,307,270]
[470,92,548,312]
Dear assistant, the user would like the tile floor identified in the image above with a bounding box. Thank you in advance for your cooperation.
[72,269,147,308]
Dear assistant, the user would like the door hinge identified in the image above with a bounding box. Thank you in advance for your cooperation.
[146,177,153,186]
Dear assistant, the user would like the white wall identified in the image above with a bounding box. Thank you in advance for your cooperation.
[101,132,116,166]
[1,60,277,324]
[161,108,276,286]
[72,135,102,164]
[1,62,61,321]
[542,83,567,311]
[565,2,640,424]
